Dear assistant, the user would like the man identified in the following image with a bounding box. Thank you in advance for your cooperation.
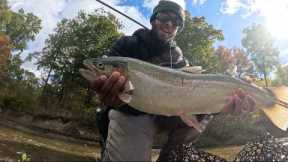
[87,1,256,161]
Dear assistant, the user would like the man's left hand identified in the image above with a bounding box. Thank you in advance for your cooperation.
[221,89,256,116]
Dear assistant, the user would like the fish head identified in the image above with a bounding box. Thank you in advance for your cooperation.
[83,57,128,76]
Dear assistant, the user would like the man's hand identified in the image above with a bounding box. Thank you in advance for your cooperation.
[80,65,127,107]
[221,89,256,116]
[91,71,127,107]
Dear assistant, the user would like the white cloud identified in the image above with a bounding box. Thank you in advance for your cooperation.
[220,0,288,61]
[192,0,208,6]
[220,0,288,20]
[280,48,288,62]
[7,0,150,75]
[220,0,246,15]
[116,6,150,35]
[143,0,186,10]
[8,0,68,51]
[143,0,159,10]
[282,49,288,55]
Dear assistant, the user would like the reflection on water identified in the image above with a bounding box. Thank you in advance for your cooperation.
[0,124,100,161]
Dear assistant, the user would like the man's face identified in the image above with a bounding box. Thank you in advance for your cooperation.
[151,11,181,42]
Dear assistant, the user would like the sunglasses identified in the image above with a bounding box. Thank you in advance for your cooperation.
[155,14,182,27]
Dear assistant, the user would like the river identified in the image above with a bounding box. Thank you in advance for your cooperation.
[1,117,287,161]
[0,123,101,161]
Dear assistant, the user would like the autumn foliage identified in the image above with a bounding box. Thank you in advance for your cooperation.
[0,34,11,78]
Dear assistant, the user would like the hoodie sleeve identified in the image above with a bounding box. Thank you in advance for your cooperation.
[107,35,138,57]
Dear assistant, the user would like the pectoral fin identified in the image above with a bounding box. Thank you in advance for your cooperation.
[262,86,288,131]
[118,81,134,103]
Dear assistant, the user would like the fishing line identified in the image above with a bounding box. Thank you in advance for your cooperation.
[169,45,173,68]
[94,0,149,30]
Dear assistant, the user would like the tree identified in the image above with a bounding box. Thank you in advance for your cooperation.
[214,46,235,75]
[176,12,224,72]
[214,46,253,77]
[0,0,41,82]
[273,65,288,86]
[1,0,41,52]
[232,48,253,78]
[0,0,13,79]
[36,9,122,108]
[0,0,12,33]
[0,0,41,112]
[0,34,10,79]
[242,24,279,87]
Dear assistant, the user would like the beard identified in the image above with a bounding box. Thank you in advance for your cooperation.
[156,30,175,42]
[152,24,177,43]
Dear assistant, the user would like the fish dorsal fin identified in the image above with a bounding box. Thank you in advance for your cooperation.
[262,86,288,131]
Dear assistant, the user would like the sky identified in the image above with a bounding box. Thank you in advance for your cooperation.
[7,0,288,76]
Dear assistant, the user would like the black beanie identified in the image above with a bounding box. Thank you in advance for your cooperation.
[150,0,185,30]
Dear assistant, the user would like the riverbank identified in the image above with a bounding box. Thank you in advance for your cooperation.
[0,109,102,161]
[0,110,238,161]
[0,108,287,161]
[0,123,100,161]
[0,121,244,161]
[0,109,100,142]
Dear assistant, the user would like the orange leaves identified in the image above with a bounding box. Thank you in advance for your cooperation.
[0,34,11,78]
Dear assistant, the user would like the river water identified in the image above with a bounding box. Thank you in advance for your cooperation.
[0,122,234,161]
[2,119,287,161]
[0,124,101,161]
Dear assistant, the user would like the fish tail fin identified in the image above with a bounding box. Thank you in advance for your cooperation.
[262,86,288,131]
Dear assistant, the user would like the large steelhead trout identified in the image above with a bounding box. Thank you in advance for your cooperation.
[80,56,288,131]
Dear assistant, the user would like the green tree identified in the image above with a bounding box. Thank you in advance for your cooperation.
[1,54,39,112]
[1,0,41,51]
[176,13,224,72]
[0,0,41,112]
[0,34,10,78]
[0,0,41,84]
[273,65,288,86]
[242,24,279,87]
[0,0,12,33]
[36,9,122,109]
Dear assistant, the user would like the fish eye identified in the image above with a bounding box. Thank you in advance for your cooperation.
[97,63,104,70]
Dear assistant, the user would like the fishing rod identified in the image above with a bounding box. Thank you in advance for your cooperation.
[95,0,149,30]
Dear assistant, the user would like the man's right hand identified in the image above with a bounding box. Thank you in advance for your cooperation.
[80,65,127,107]
[90,71,127,107]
